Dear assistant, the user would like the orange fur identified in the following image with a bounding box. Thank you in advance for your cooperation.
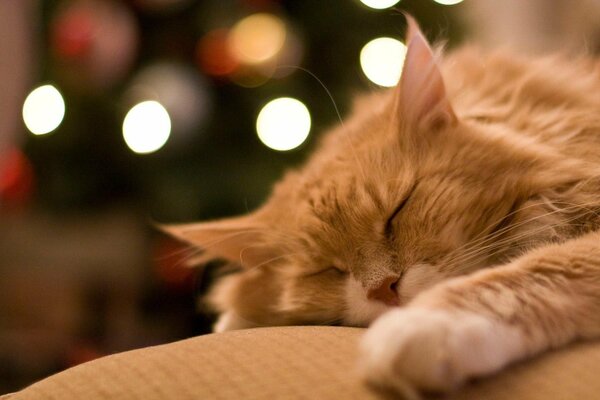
[167,17,600,394]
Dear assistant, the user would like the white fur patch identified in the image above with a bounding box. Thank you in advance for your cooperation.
[358,308,525,393]
[398,263,444,301]
[343,277,390,326]
[213,311,258,332]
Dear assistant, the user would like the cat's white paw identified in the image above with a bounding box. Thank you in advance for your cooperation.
[358,308,524,395]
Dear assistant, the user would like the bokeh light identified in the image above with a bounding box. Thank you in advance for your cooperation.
[359,0,401,10]
[196,29,239,77]
[127,62,211,141]
[256,97,311,151]
[229,13,287,65]
[22,84,66,135]
[0,148,35,208]
[50,0,138,92]
[433,0,464,5]
[360,37,406,87]
[122,101,171,154]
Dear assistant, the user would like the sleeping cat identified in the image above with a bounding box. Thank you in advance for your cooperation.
[167,16,600,395]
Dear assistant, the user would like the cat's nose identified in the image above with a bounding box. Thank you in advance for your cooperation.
[367,276,400,306]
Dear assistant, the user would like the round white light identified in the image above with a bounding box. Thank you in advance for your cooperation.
[360,37,407,87]
[359,0,401,10]
[22,84,66,135]
[433,0,463,5]
[256,97,311,151]
[122,100,171,154]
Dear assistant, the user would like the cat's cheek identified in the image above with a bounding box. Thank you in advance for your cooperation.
[343,277,390,326]
[397,263,445,300]
[358,308,525,394]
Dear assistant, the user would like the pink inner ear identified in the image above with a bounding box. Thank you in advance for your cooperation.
[397,15,456,129]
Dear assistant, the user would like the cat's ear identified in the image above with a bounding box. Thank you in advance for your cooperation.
[162,213,279,269]
[395,15,456,131]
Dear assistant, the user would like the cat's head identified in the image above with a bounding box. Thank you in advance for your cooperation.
[166,17,587,331]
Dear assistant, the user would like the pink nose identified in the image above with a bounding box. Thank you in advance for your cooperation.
[367,276,400,306]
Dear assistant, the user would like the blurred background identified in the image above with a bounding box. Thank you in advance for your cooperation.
[1,0,599,393]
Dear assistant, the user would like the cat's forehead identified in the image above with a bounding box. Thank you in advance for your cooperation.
[264,91,416,255]
[282,158,412,255]
[276,126,413,223]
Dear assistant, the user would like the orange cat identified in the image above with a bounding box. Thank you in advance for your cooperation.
[167,16,600,395]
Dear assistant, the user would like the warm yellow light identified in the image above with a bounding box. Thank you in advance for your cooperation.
[256,97,310,151]
[22,84,65,135]
[433,0,464,5]
[122,101,171,154]
[359,0,401,10]
[360,37,406,87]
[229,13,287,65]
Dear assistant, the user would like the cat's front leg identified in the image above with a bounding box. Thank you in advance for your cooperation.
[359,230,600,395]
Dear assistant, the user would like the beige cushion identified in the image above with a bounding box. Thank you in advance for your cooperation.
[4,326,600,400]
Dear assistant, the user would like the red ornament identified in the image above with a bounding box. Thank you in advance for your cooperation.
[196,29,239,78]
[0,148,34,210]
[49,0,139,92]
[51,7,95,59]
[153,236,198,291]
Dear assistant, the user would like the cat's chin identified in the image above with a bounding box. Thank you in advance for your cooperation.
[343,277,394,327]
[213,311,261,332]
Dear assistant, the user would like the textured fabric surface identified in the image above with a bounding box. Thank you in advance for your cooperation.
[5,326,600,400]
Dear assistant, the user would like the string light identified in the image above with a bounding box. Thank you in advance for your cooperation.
[22,84,66,136]
[359,0,401,10]
[127,62,211,140]
[360,37,406,87]
[122,101,171,154]
[256,97,311,151]
[433,0,464,5]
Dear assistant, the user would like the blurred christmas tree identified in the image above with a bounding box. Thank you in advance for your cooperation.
[20,0,463,222]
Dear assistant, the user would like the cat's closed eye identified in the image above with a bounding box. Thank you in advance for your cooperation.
[321,265,347,276]
[327,265,347,275]
[385,186,416,236]
[303,265,347,278]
